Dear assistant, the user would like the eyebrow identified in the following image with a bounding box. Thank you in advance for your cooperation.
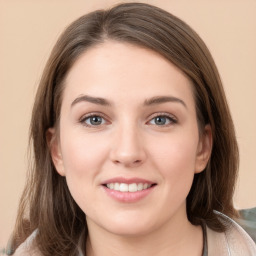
[71,95,112,107]
[71,95,187,108]
[144,96,187,108]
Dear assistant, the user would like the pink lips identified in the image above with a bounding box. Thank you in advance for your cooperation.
[101,177,156,203]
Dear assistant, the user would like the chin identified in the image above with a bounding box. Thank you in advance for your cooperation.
[108,224,153,237]
[100,215,157,237]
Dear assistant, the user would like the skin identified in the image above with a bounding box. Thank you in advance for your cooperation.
[48,40,212,256]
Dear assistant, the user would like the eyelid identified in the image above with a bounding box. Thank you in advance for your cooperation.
[78,111,177,127]
[79,112,110,127]
[147,112,177,125]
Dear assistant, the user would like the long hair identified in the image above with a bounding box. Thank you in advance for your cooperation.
[9,2,239,255]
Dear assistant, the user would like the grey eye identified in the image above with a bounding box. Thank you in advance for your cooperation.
[149,116,174,126]
[85,116,105,126]
[155,116,169,125]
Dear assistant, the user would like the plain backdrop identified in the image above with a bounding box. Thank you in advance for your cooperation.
[0,0,256,247]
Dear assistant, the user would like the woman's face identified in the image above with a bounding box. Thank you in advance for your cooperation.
[49,41,211,236]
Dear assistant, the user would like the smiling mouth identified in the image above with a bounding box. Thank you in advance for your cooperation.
[103,183,157,192]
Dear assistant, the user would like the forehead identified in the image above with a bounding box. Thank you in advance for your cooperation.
[62,40,195,108]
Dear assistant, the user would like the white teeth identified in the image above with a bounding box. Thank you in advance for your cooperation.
[114,183,120,190]
[137,183,143,191]
[106,182,153,192]
[119,183,129,192]
[128,183,137,192]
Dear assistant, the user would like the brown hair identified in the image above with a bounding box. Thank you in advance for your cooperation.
[9,2,239,255]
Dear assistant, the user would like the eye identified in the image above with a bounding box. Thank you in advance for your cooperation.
[80,114,107,127]
[148,114,177,126]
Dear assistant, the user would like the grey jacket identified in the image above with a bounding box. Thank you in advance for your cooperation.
[11,212,256,256]
[207,211,256,255]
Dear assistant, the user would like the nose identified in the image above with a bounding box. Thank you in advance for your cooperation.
[110,124,147,168]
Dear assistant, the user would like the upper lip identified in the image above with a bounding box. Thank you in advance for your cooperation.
[101,177,156,185]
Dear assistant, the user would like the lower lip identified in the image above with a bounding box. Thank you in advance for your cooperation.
[102,185,156,203]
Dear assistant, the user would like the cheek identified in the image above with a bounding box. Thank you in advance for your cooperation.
[60,130,108,177]
[59,129,109,206]
[152,142,197,214]
[150,131,199,190]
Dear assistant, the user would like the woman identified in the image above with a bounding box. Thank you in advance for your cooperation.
[8,2,256,256]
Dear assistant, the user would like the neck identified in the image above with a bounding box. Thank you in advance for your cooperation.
[85,208,203,256]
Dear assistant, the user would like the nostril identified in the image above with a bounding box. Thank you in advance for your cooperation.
[112,158,142,166]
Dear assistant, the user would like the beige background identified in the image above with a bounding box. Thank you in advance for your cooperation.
[0,0,255,248]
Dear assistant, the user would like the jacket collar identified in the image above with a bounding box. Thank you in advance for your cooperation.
[207,211,256,256]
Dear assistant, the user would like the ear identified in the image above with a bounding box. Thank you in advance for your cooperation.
[46,128,65,176]
[195,124,212,174]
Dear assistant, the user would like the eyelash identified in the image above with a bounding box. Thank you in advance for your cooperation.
[147,113,177,127]
[79,112,109,128]
[79,112,177,128]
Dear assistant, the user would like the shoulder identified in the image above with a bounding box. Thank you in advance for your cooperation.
[207,211,256,256]
[11,230,42,256]
[10,231,84,256]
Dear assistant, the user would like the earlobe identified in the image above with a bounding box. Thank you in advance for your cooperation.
[195,124,212,174]
[46,128,65,176]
